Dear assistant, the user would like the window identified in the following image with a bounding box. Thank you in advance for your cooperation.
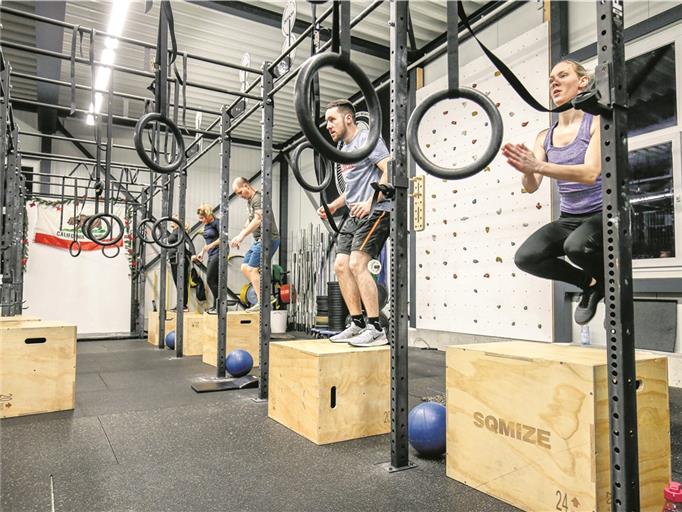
[626,43,677,137]
[628,141,675,260]
[588,28,682,270]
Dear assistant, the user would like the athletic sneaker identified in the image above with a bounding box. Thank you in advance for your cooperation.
[574,285,604,325]
[329,322,364,343]
[348,324,388,347]
[206,307,217,315]
[246,303,260,313]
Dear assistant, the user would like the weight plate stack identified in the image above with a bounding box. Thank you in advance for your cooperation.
[316,295,329,328]
[327,281,349,331]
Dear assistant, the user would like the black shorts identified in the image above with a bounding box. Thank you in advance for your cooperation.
[337,209,390,258]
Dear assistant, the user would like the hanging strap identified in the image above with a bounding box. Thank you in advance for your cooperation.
[69,26,83,116]
[59,177,66,231]
[89,29,96,119]
[161,1,178,66]
[456,3,571,114]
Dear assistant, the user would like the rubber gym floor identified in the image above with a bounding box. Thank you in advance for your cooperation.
[1,338,681,512]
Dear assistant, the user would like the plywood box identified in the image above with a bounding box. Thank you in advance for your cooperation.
[201,312,259,367]
[268,340,390,444]
[147,312,175,346]
[0,321,77,418]
[178,312,205,356]
[0,316,41,324]
[446,341,670,512]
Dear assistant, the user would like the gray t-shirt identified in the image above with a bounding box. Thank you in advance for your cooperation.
[248,191,279,242]
[340,129,390,216]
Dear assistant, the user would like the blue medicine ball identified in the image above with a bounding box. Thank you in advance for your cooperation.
[408,402,446,457]
[165,331,176,350]
[226,349,253,377]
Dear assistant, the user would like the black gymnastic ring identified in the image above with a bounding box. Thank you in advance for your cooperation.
[294,53,382,165]
[289,141,334,192]
[85,213,124,246]
[406,87,504,181]
[101,245,120,259]
[69,240,82,258]
[82,215,112,242]
[151,217,185,249]
[133,112,186,174]
[137,218,156,244]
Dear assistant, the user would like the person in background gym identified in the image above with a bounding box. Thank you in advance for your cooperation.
[230,177,280,313]
[192,204,220,314]
[504,60,604,325]
[166,221,194,311]
[317,99,390,347]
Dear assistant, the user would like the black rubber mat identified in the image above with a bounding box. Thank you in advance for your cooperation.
[2,339,679,512]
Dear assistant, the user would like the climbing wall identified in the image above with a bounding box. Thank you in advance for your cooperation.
[414,24,553,342]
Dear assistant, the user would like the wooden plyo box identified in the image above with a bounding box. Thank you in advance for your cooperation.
[0,316,41,325]
[446,341,670,512]
[201,312,259,367]
[178,312,205,356]
[0,321,77,418]
[268,340,390,445]
[147,312,175,346]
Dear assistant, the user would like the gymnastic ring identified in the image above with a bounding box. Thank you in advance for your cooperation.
[406,87,504,181]
[82,215,112,242]
[101,245,120,259]
[133,112,186,174]
[152,216,185,249]
[288,141,334,192]
[85,213,124,246]
[137,218,156,244]
[69,240,82,258]
[294,52,382,165]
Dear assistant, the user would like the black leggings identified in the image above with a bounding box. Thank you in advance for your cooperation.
[206,253,219,306]
[170,258,190,308]
[514,211,603,290]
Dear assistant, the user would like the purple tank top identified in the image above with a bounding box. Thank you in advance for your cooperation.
[543,113,602,214]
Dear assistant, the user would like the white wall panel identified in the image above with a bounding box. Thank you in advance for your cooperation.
[415,23,553,342]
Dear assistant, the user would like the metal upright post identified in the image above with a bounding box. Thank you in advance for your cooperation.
[387,0,413,472]
[0,60,10,315]
[130,203,139,333]
[594,1,639,510]
[104,73,113,216]
[4,126,20,316]
[172,68,186,357]
[0,61,7,256]
[257,62,275,401]
[216,107,232,377]
[278,157,288,270]
[156,5,170,349]
[137,195,148,338]
[13,148,25,316]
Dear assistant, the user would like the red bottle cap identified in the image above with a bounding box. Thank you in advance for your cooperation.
[665,482,682,502]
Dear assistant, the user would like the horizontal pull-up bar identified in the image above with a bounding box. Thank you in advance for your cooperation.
[0,5,263,75]
[27,170,151,184]
[0,40,262,101]
[11,71,222,117]
[20,130,139,153]
[12,97,221,138]
[23,179,147,190]
[22,150,143,171]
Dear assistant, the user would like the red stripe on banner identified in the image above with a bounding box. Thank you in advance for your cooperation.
[34,233,123,251]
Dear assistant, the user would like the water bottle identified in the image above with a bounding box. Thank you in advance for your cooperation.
[663,481,682,511]
[580,324,591,346]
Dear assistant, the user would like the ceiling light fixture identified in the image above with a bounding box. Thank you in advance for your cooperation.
[86,0,130,125]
